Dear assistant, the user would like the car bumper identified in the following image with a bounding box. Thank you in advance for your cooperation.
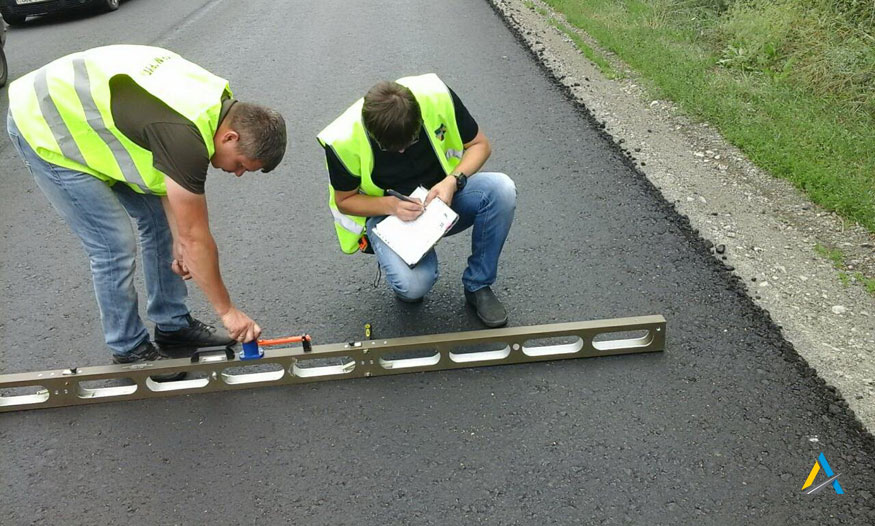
[1,0,97,18]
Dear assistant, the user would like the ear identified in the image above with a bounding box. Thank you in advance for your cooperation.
[221,130,240,144]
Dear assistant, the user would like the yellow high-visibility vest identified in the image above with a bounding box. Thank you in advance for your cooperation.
[9,45,231,195]
[317,73,464,253]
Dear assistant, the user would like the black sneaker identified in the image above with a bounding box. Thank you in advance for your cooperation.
[112,340,186,382]
[465,287,509,328]
[155,314,235,357]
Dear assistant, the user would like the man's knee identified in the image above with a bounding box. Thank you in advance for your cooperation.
[487,172,517,212]
[388,267,437,301]
[84,230,137,271]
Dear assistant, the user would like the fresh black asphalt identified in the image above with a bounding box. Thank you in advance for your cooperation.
[1,1,873,524]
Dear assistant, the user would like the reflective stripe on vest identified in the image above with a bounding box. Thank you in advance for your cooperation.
[331,204,365,236]
[33,68,87,167]
[9,45,230,195]
[317,73,464,253]
[36,58,147,191]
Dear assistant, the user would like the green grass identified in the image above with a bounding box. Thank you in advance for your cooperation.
[814,243,845,266]
[537,0,875,232]
[839,271,875,294]
[524,1,623,78]
[550,19,623,78]
[852,272,875,294]
[815,243,875,295]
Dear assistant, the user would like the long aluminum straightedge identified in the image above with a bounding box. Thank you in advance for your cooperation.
[0,315,665,412]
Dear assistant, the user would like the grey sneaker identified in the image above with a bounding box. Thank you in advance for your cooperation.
[112,340,186,382]
[464,287,508,328]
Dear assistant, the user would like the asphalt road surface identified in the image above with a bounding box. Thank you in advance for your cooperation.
[1,1,873,524]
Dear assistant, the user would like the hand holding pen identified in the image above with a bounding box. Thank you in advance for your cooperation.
[387,189,424,221]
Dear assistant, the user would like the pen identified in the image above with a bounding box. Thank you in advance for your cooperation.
[386,189,420,204]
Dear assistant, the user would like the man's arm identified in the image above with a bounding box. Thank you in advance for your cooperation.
[336,129,491,216]
[161,196,192,280]
[426,129,491,206]
[163,177,261,342]
[334,188,425,222]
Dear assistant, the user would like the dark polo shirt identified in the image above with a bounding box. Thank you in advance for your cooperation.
[109,75,234,194]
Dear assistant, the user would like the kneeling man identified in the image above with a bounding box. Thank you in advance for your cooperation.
[317,74,516,327]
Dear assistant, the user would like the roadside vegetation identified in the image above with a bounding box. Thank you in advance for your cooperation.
[532,0,875,232]
[526,1,625,78]
[815,243,875,293]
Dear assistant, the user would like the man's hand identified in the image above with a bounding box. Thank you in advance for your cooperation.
[426,176,457,207]
[392,198,425,221]
[220,307,262,343]
[171,241,191,280]
[171,258,192,280]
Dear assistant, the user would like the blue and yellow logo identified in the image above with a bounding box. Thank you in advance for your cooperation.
[801,452,844,495]
[434,123,447,141]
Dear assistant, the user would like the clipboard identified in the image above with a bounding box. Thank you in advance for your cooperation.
[372,186,459,267]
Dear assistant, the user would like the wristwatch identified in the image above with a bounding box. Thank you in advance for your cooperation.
[451,171,467,192]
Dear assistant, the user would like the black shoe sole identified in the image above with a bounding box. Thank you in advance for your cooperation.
[475,313,508,328]
[156,342,234,357]
[154,343,199,359]
[150,372,188,382]
[111,359,187,382]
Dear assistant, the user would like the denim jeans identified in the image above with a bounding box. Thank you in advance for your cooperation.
[366,172,516,301]
[7,112,190,357]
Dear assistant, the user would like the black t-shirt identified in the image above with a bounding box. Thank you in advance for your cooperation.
[109,75,233,194]
[325,86,479,196]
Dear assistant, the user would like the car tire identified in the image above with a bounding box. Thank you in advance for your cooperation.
[0,46,7,88]
[2,14,27,26]
[104,0,120,11]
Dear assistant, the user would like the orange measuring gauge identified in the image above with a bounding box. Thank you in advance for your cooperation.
[256,334,312,348]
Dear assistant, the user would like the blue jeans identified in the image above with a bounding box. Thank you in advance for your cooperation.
[366,172,516,301]
[7,112,190,357]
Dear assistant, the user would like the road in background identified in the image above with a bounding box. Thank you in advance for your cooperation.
[1,1,873,523]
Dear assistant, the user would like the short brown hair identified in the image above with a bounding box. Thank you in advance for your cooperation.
[362,81,422,151]
[227,102,287,172]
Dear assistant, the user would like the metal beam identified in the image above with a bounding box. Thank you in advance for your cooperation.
[0,315,665,412]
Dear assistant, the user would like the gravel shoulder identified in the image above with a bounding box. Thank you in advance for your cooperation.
[489,0,875,431]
